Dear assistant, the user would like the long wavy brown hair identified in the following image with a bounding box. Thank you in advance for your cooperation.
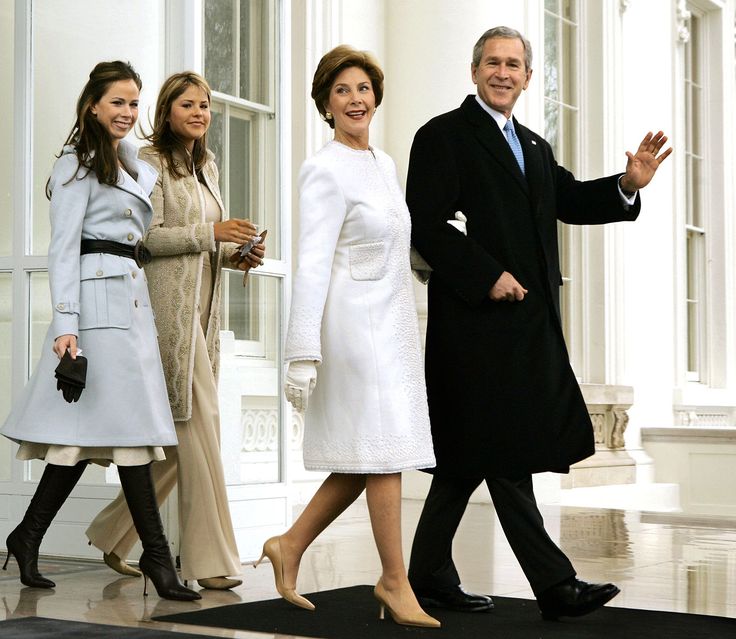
[145,72,212,179]
[49,61,142,197]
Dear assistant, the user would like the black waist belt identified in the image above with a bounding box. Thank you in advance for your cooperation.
[80,239,152,269]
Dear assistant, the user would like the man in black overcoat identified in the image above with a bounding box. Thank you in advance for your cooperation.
[406,26,671,621]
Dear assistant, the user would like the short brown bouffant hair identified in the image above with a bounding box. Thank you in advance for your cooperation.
[311,45,384,129]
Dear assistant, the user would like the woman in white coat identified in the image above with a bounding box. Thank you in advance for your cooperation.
[0,61,198,601]
[256,46,438,628]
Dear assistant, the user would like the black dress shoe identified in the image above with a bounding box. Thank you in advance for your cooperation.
[537,578,620,621]
[414,585,494,612]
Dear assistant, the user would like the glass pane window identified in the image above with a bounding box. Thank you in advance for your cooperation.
[544,16,560,103]
[0,281,10,482]
[228,113,252,222]
[29,272,51,372]
[544,100,560,157]
[210,100,280,258]
[544,0,580,375]
[683,7,707,381]
[544,2,579,166]
[239,0,266,101]
[0,1,13,257]
[204,0,271,105]
[0,274,12,430]
[209,105,225,174]
[204,0,235,96]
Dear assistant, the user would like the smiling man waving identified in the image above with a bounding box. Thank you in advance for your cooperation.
[406,26,671,621]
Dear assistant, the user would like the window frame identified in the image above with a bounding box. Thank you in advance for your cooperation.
[544,0,584,378]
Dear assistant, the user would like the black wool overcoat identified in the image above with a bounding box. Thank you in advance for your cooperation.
[407,96,641,479]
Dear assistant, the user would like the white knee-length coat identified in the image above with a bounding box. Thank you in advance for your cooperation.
[285,141,436,473]
[1,141,177,447]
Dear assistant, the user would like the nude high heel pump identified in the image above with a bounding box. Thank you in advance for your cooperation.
[103,551,142,578]
[374,579,441,628]
[254,536,315,611]
[197,576,243,590]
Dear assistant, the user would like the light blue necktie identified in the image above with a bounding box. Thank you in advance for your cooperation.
[503,120,525,175]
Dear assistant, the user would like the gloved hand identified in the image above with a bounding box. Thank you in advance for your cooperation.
[447,211,467,235]
[285,360,318,412]
[54,351,88,403]
[410,211,467,285]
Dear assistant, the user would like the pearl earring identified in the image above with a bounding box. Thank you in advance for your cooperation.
[325,111,333,120]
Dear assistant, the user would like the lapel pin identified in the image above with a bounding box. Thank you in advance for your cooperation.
[531,140,537,145]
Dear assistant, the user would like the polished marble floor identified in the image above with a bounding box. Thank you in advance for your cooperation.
[1,499,735,637]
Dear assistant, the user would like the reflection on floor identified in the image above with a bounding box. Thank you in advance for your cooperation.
[1,500,735,638]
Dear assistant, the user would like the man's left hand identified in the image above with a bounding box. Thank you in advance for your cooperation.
[620,131,672,193]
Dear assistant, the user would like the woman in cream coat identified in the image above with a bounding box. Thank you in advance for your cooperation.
[1,61,198,601]
[87,72,264,590]
[255,46,438,628]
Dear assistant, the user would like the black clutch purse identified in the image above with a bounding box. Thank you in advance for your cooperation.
[54,350,88,403]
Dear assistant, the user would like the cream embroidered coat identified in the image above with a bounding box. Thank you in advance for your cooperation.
[285,141,436,473]
[139,147,237,421]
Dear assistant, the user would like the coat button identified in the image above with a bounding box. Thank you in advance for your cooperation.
[56,303,65,310]
[96,269,103,277]
[124,208,132,217]
[127,233,134,241]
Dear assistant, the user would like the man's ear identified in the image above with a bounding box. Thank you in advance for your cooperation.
[471,64,478,85]
[523,68,533,90]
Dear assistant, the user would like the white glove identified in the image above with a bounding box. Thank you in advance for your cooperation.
[285,360,318,412]
[447,211,467,235]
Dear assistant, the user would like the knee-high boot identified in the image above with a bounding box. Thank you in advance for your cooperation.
[117,463,200,601]
[3,461,87,588]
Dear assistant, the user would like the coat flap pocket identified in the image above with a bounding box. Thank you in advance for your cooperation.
[80,255,130,280]
[348,241,386,281]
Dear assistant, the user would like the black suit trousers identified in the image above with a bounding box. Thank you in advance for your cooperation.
[408,473,576,597]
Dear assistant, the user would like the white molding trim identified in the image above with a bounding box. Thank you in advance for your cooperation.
[165,0,203,73]
[12,0,32,406]
[279,0,293,496]
[677,0,693,42]
[603,0,627,384]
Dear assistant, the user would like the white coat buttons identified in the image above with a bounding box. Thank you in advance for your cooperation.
[56,303,65,310]
[96,270,104,277]
[124,209,133,217]
[127,233,134,241]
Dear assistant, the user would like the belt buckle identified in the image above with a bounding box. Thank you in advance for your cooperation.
[133,241,152,268]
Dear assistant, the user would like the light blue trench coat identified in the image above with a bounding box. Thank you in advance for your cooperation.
[1,141,177,447]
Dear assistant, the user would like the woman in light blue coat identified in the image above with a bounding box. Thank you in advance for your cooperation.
[0,61,198,601]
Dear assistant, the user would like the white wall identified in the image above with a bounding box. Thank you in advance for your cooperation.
[619,2,679,443]
[383,1,532,185]
[31,0,166,254]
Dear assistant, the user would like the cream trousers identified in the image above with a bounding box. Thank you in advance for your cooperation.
[86,321,241,580]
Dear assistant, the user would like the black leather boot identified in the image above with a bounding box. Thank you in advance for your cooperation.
[3,461,86,588]
[117,463,200,601]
